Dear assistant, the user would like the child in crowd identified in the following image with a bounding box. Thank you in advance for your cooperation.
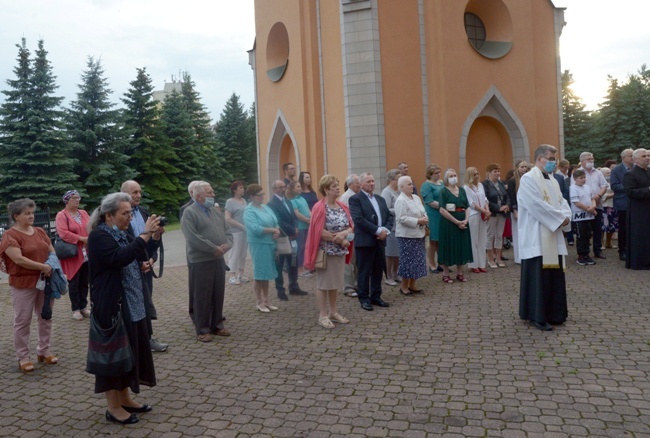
[570,169,597,266]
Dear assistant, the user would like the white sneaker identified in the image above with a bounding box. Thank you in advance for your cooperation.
[72,311,83,321]
[229,277,241,285]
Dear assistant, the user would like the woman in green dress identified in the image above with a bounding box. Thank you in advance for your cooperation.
[420,164,444,273]
[438,169,473,283]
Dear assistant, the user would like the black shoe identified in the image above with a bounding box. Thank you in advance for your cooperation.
[500,256,509,261]
[105,410,139,425]
[584,256,596,265]
[594,253,607,259]
[370,299,390,307]
[619,253,626,261]
[289,289,309,296]
[532,321,553,331]
[277,292,289,301]
[361,302,374,311]
[567,241,574,246]
[576,257,587,266]
[122,404,153,413]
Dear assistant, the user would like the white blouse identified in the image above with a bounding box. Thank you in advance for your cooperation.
[394,192,427,238]
[464,184,488,217]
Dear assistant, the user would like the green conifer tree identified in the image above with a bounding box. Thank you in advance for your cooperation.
[67,57,136,205]
[122,67,182,215]
[561,70,595,163]
[0,38,76,208]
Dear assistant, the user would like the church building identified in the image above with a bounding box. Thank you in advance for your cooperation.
[248,0,565,189]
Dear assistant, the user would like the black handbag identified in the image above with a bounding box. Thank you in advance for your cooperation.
[86,307,134,377]
[54,215,78,259]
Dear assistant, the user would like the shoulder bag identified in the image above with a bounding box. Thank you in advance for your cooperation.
[54,215,78,260]
[314,248,327,269]
[86,304,134,377]
[276,229,292,255]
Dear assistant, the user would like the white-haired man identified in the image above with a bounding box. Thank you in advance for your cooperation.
[610,149,634,260]
[181,181,233,342]
[339,174,361,296]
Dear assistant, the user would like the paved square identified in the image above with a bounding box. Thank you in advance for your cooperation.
[0,231,648,436]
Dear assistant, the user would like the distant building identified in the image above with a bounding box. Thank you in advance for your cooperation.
[249,0,566,189]
[152,80,183,105]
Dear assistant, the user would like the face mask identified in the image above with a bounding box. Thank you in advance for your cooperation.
[203,197,215,208]
[544,161,556,173]
[448,177,458,186]
[605,176,611,182]
[585,162,594,170]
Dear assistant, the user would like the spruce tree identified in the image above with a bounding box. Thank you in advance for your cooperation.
[180,73,231,198]
[67,57,136,205]
[561,70,595,163]
[215,93,257,187]
[122,67,182,215]
[0,38,76,208]
[593,77,625,161]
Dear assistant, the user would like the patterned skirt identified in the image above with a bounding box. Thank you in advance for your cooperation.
[397,237,428,280]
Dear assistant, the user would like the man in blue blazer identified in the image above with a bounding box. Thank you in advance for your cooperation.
[349,172,394,311]
[610,148,634,260]
[268,180,307,301]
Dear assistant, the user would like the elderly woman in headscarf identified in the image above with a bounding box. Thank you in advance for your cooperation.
[55,190,91,320]
[87,192,162,424]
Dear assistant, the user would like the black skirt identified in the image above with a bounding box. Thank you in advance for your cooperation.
[519,255,568,325]
[94,304,156,394]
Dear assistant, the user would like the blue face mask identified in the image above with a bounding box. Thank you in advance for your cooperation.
[203,197,215,208]
[544,160,556,173]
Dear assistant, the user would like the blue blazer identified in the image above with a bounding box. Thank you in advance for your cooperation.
[553,173,569,204]
[349,191,394,248]
[611,162,630,211]
[268,195,298,239]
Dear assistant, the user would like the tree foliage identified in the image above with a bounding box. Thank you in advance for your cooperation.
[122,68,182,215]
[67,57,136,205]
[0,38,76,208]
[215,93,257,194]
[561,70,595,163]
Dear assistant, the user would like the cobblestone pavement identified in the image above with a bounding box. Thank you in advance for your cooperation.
[0,231,648,437]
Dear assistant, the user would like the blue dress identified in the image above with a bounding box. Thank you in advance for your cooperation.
[421,181,443,241]
[244,204,279,281]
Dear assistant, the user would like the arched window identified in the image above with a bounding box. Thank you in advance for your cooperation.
[464,13,486,50]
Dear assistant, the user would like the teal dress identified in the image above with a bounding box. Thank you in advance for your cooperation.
[244,204,279,281]
[421,180,443,241]
[438,187,473,266]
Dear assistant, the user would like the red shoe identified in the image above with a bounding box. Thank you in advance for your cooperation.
[471,268,481,273]
[479,268,487,273]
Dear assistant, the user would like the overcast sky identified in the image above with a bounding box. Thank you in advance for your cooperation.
[0,0,647,122]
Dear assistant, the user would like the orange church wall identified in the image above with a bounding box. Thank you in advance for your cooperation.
[466,117,512,176]
[377,0,427,181]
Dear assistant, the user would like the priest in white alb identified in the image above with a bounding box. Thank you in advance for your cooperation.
[517,144,572,331]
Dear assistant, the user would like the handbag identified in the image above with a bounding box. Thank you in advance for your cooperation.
[481,212,489,222]
[86,307,134,377]
[314,248,327,269]
[276,230,292,255]
[53,215,78,259]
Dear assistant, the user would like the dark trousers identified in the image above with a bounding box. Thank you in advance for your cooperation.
[68,261,89,312]
[574,220,593,257]
[275,254,299,292]
[592,209,604,254]
[189,259,226,335]
[355,245,384,304]
[617,210,627,256]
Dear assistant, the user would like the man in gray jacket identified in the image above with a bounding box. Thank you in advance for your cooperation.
[181,181,233,342]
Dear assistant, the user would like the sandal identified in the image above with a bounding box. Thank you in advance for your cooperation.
[497,262,506,268]
[471,268,481,273]
[442,275,454,284]
[408,288,424,294]
[400,288,413,296]
[456,274,467,282]
[37,355,58,365]
[329,312,350,324]
[19,360,35,373]
[318,316,335,329]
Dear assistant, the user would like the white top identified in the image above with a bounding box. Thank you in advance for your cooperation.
[571,167,607,208]
[394,192,426,238]
[463,184,487,217]
[517,172,571,260]
[339,188,356,207]
[570,184,595,221]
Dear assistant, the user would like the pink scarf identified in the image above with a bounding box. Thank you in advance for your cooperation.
[303,199,353,270]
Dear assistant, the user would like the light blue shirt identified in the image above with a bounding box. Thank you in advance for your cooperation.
[131,206,145,236]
